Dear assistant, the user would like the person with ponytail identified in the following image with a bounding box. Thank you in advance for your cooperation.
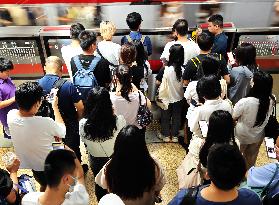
[157,44,185,142]
[110,64,151,130]
[79,86,126,201]
[233,70,274,169]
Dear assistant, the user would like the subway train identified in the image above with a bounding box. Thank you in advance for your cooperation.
[0,0,279,98]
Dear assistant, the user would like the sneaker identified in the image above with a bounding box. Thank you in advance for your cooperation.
[172,136,178,143]
[163,136,171,142]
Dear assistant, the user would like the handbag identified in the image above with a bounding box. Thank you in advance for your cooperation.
[137,91,153,127]
[265,97,279,140]
[155,70,170,110]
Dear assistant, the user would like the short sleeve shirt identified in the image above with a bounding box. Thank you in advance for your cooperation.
[168,187,262,205]
[0,78,17,128]
[38,75,82,120]
[182,54,229,82]
[211,32,228,57]
[70,54,111,88]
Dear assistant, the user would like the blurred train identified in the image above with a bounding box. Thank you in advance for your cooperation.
[0,0,279,83]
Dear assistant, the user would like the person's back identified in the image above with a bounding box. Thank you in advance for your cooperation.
[161,19,199,65]
[61,23,85,81]
[169,144,261,205]
[70,30,111,101]
[97,21,121,72]
[22,149,89,205]
[121,12,152,56]
[39,56,84,164]
[228,43,257,105]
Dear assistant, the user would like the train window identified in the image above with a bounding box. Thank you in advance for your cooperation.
[0,39,43,77]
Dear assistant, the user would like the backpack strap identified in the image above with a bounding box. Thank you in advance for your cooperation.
[191,57,201,68]
[96,47,118,68]
[140,35,146,44]
[180,186,200,205]
[261,163,279,198]
[126,35,133,43]
[73,55,84,72]
[53,78,67,90]
[88,56,101,73]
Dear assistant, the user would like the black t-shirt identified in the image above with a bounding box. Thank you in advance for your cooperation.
[70,54,111,88]
[182,54,228,82]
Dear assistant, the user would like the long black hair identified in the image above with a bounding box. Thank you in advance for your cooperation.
[116,64,133,102]
[248,70,273,127]
[168,44,184,81]
[105,125,156,199]
[83,87,117,142]
[199,110,237,168]
[234,43,258,73]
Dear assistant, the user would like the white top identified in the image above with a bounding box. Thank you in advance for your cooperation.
[7,109,66,171]
[96,40,121,71]
[79,115,126,157]
[233,97,273,144]
[61,44,83,81]
[160,39,199,65]
[110,91,146,129]
[22,184,89,205]
[98,194,125,205]
[161,66,184,104]
[188,98,233,138]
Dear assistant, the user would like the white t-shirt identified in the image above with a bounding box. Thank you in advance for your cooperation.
[61,44,83,81]
[96,40,121,71]
[7,109,66,171]
[110,91,146,129]
[233,97,273,144]
[188,98,233,138]
[22,184,89,205]
[160,39,199,65]
[79,115,126,157]
[161,66,184,103]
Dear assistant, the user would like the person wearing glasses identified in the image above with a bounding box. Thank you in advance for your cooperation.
[22,149,89,205]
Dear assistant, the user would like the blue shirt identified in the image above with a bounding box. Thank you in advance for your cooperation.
[168,188,262,205]
[121,31,152,56]
[248,163,279,188]
[211,32,228,57]
[38,75,82,121]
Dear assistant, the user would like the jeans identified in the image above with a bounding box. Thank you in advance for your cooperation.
[89,155,110,201]
[161,100,183,136]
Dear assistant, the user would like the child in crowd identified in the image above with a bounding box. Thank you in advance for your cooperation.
[121,12,152,56]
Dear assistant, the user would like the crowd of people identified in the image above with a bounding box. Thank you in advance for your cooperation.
[0,11,278,205]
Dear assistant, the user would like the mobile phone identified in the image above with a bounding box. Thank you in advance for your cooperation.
[52,142,65,150]
[47,88,58,103]
[191,99,198,107]
[264,137,276,159]
[199,120,208,138]
[227,52,236,65]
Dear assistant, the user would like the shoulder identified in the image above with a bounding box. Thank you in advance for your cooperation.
[238,188,261,203]
[22,192,42,205]
[168,189,187,205]
[65,184,89,205]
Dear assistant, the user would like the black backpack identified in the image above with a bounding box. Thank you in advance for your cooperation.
[36,78,66,119]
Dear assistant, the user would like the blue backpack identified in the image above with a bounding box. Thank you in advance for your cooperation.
[72,56,101,90]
